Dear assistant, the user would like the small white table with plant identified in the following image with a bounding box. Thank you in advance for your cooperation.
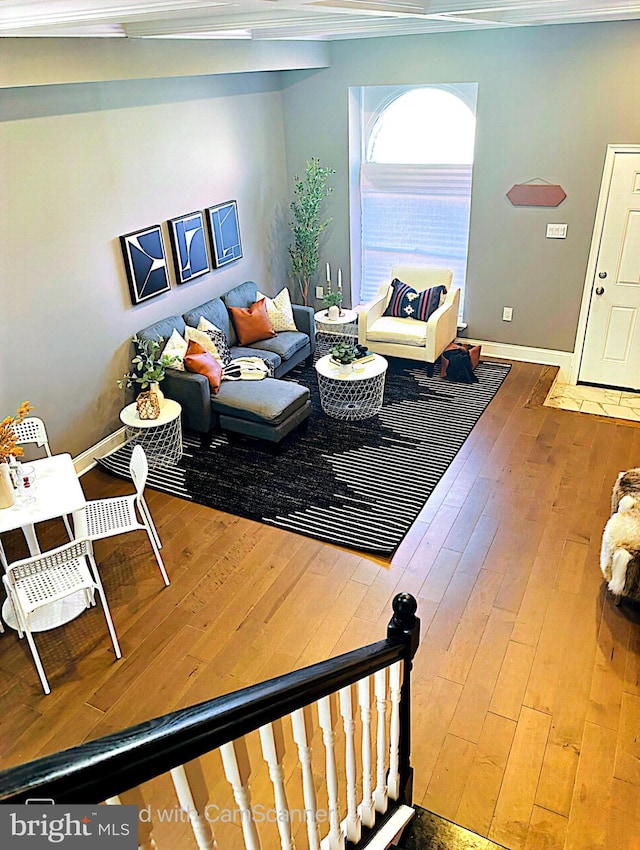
[119,399,183,466]
[314,265,358,358]
[315,308,359,358]
[118,335,182,466]
[315,343,388,421]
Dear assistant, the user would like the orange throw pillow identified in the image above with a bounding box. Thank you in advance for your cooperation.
[228,298,277,346]
[184,339,223,393]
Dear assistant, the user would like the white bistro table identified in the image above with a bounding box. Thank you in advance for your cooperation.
[315,353,388,421]
[0,453,88,632]
[120,399,183,466]
[314,308,359,359]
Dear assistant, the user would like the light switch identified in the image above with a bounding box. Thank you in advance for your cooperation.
[546,223,568,239]
[315,286,324,299]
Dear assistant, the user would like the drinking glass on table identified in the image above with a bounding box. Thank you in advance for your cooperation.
[19,465,37,504]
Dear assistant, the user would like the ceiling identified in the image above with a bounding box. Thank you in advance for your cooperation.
[1,0,639,41]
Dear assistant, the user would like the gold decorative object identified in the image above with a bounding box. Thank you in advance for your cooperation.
[136,391,160,420]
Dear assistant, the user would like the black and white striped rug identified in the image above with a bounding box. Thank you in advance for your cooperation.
[98,358,510,555]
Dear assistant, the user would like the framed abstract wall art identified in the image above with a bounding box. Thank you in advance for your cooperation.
[206,200,243,268]
[120,224,171,305]
[168,210,210,284]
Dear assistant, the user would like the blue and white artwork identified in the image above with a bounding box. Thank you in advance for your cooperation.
[120,224,171,305]
[168,211,210,284]
[206,200,243,268]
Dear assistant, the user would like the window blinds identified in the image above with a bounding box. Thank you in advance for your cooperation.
[360,163,473,307]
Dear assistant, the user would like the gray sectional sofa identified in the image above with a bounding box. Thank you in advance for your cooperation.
[137,281,315,443]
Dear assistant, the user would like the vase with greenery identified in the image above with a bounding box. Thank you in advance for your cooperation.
[118,336,179,400]
[288,158,335,306]
[323,291,343,310]
[0,400,33,509]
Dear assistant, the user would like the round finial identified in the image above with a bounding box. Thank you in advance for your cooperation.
[392,592,417,623]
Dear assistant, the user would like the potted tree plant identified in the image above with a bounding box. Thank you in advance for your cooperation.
[118,336,179,419]
[288,158,335,306]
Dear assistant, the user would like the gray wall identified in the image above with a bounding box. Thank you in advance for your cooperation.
[3,21,640,457]
[280,21,640,350]
[1,71,291,456]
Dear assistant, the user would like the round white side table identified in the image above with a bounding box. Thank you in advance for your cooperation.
[314,308,359,359]
[315,353,388,421]
[120,399,183,466]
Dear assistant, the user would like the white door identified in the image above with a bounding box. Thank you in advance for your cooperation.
[579,150,640,390]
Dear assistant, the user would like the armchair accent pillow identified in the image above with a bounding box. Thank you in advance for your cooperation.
[161,329,188,371]
[256,288,298,332]
[383,278,446,322]
[197,317,233,366]
[183,340,223,393]
[228,298,277,346]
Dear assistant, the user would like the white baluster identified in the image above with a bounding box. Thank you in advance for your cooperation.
[318,695,345,850]
[387,661,403,801]
[357,676,375,829]
[339,685,361,844]
[171,762,217,849]
[373,668,388,814]
[106,790,157,850]
[259,719,295,850]
[220,738,261,850]
[291,707,321,850]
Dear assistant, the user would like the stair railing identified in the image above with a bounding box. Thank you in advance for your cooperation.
[0,592,420,850]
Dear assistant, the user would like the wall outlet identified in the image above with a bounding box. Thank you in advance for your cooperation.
[502,306,513,321]
[546,223,568,239]
[315,286,324,299]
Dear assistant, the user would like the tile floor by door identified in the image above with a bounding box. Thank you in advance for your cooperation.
[544,378,640,422]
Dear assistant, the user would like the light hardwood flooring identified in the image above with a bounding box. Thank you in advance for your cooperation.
[1,360,640,849]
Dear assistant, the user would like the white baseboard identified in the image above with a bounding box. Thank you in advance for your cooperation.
[462,338,574,382]
[73,427,127,476]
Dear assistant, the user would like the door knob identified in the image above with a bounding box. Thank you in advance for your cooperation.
[598,271,607,279]
[595,286,605,295]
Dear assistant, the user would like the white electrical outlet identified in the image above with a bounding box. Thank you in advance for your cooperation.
[315,286,324,299]
[502,307,513,321]
[546,223,568,239]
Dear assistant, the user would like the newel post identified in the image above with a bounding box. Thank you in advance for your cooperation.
[387,592,420,805]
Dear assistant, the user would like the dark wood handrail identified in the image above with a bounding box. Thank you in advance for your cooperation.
[0,592,419,805]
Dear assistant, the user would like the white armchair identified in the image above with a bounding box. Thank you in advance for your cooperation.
[358,266,460,375]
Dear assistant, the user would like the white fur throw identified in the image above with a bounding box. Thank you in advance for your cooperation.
[601,470,640,597]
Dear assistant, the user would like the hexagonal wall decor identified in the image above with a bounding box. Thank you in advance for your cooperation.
[506,183,566,206]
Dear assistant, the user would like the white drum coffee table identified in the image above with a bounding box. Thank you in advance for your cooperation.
[315,354,388,421]
[120,399,183,466]
[314,308,359,359]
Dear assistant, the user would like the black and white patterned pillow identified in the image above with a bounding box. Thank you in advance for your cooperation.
[383,278,446,322]
[197,318,232,366]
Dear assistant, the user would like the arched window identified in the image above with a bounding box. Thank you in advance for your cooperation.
[357,84,477,312]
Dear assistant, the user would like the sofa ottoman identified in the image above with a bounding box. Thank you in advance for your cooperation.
[211,378,311,443]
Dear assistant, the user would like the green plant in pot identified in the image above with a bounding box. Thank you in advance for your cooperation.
[323,290,343,312]
[118,335,179,400]
[288,158,335,306]
[330,341,357,373]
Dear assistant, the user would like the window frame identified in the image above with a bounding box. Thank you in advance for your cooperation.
[348,83,478,317]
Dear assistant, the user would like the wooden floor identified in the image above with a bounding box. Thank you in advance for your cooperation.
[1,359,639,850]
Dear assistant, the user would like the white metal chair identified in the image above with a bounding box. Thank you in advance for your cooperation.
[74,445,170,587]
[0,417,75,573]
[13,416,74,541]
[2,537,122,694]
